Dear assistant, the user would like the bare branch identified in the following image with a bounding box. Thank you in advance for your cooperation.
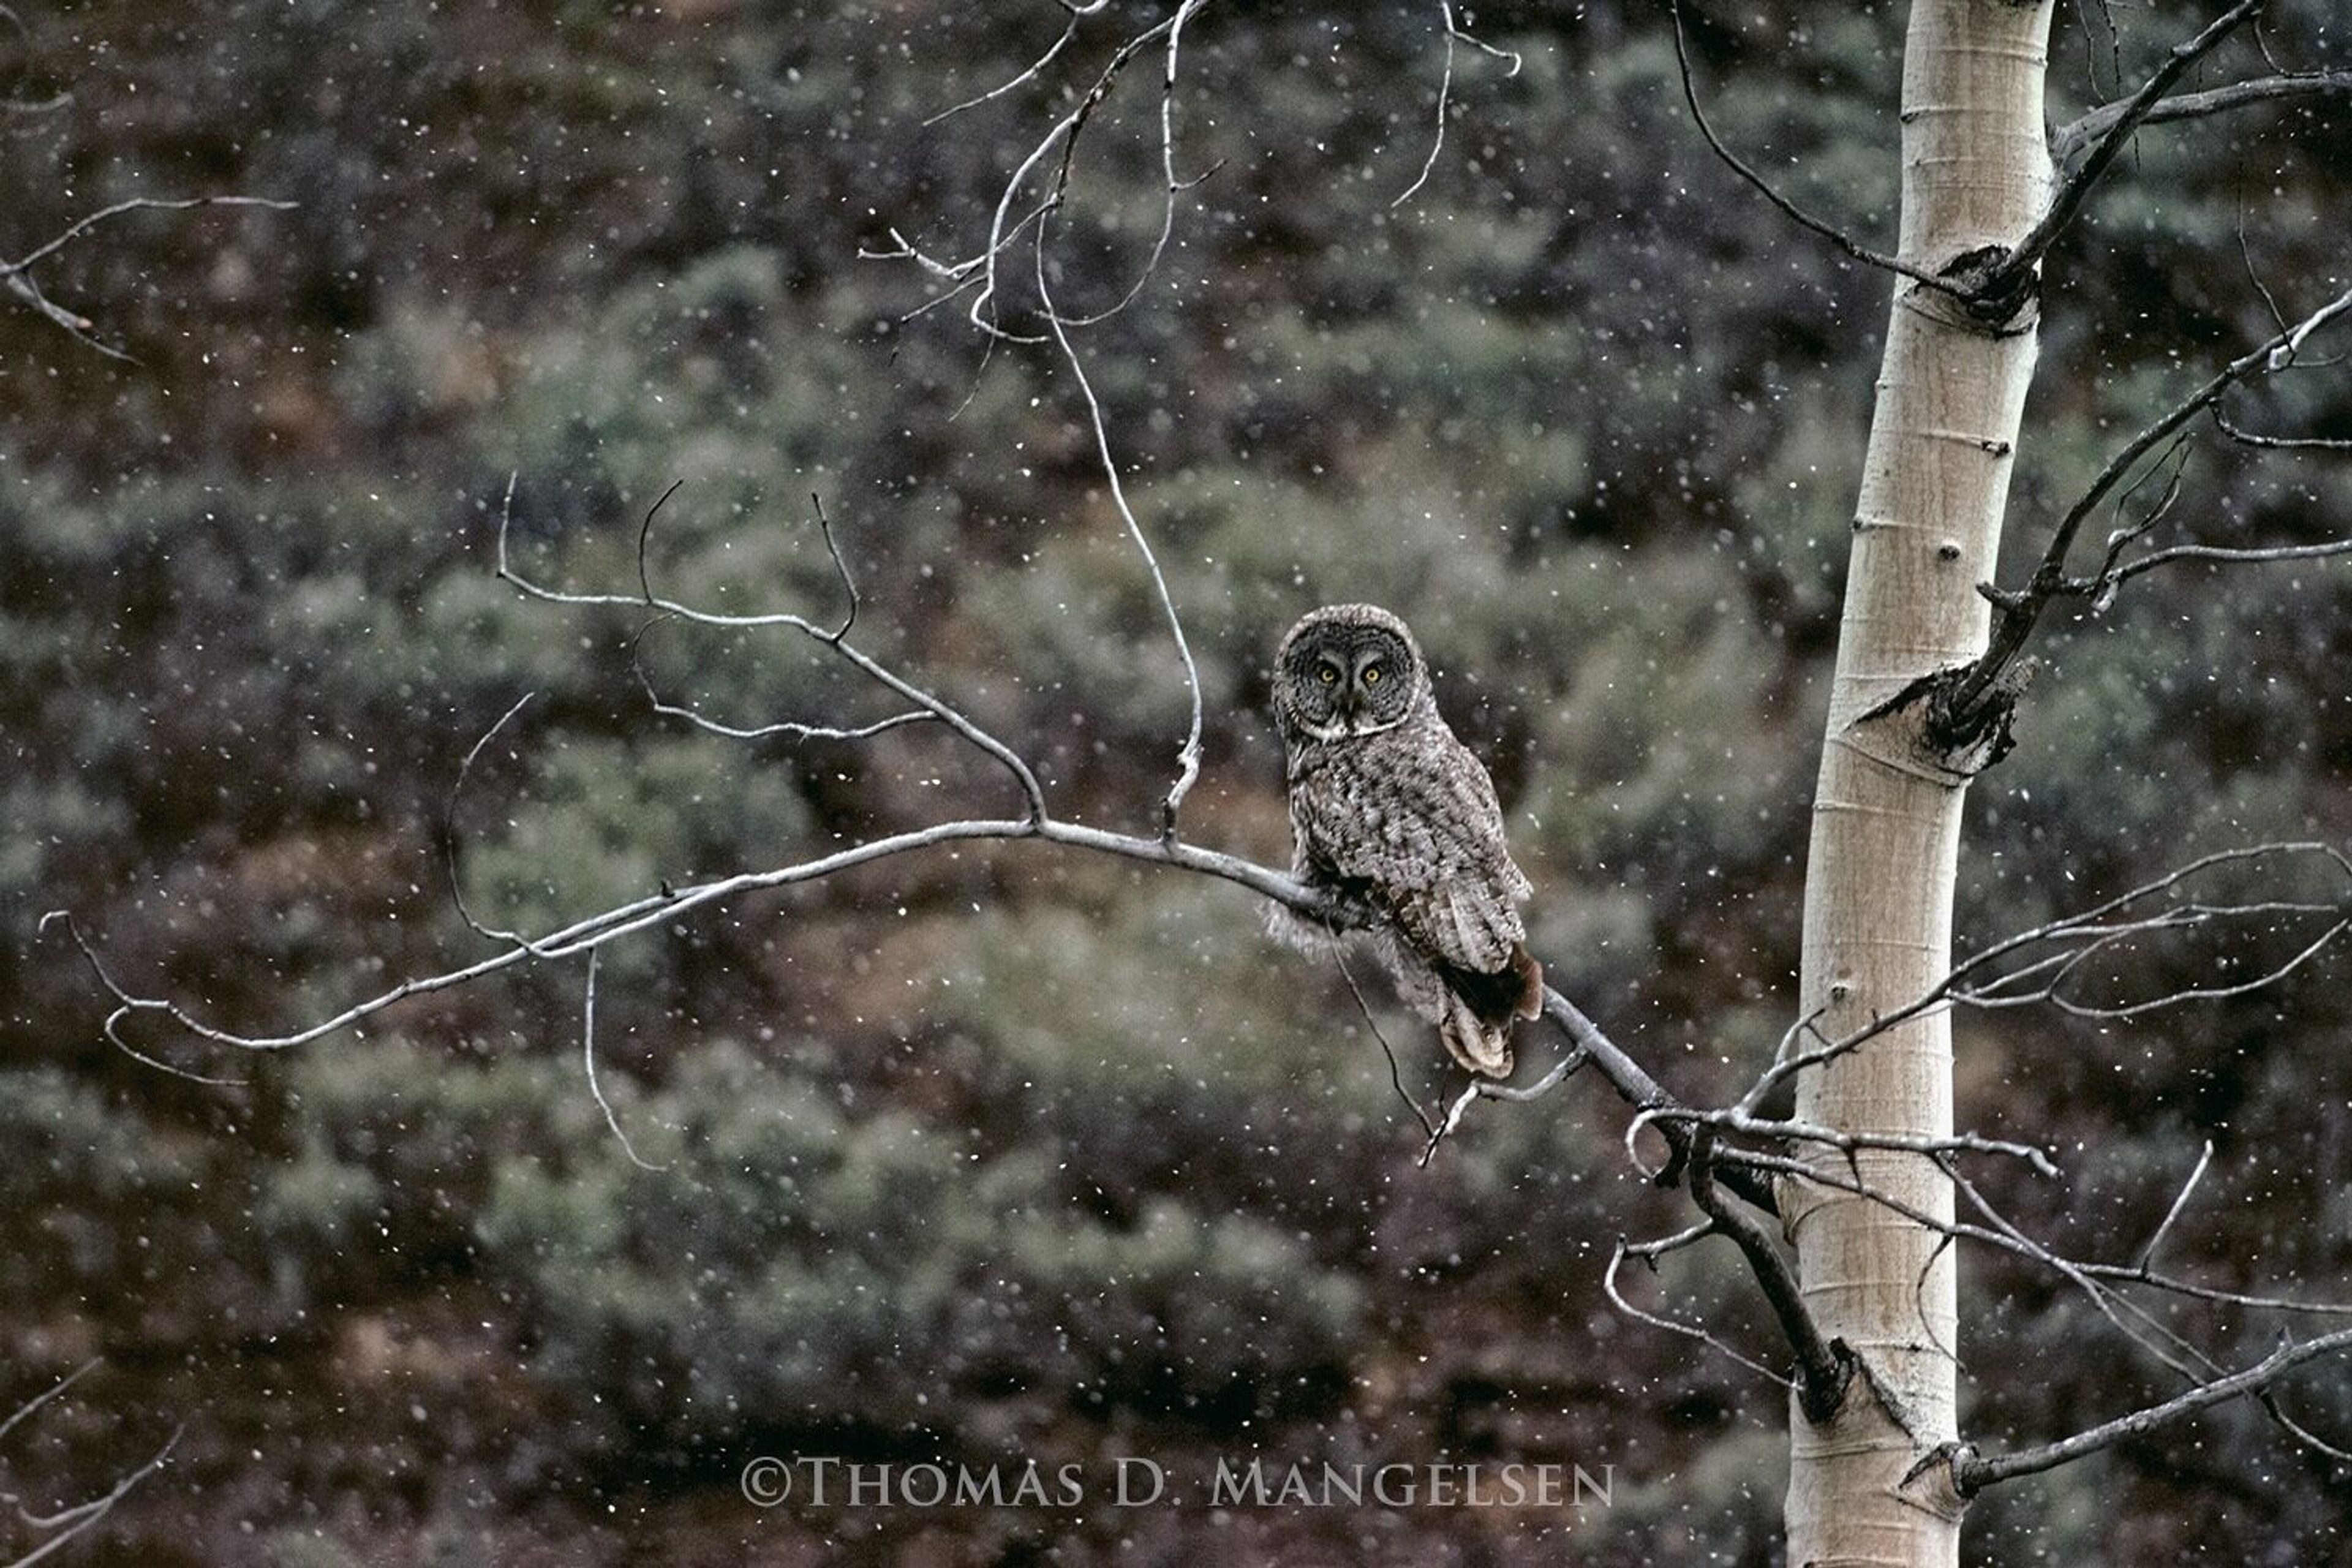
[1419,1044,1588,1166]
[2051,69,2352,177]
[0,1365,97,1448]
[1928,842,2352,1024]
[2079,1262,2352,1319]
[1664,0,1955,296]
[1393,0,1522,211]
[2135,1139,2213,1272]
[581,949,667,1173]
[0,1365,179,1568]
[2088,537,2352,592]
[1946,1157,2212,1381]
[2214,407,2352,452]
[1637,1106,2062,1179]
[627,613,936,745]
[1324,923,1442,1145]
[1052,0,1220,332]
[4,1427,178,1567]
[1687,1126,1854,1422]
[45,817,1321,1056]
[4,194,294,356]
[442,691,557,956]
[921,13,1084,129]
[1036,208,1205,840]
[959,12,1181,345]
[1604,1229,1796,1388]
[1722,845,2348,1108]
[1731,1005,1828,1118]
[1945,281,2352,730]
[1541,986,1776,1214]
[1,194,293,279]
[1985,0,2264,297]
[1947,1327,2352,1495]
[496,481,1050,820]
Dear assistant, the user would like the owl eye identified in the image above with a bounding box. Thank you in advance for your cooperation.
[1362,665,1383,684]
[1317,665,1339,684]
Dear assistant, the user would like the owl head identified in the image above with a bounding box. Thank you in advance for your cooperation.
[1272,602,1430,743]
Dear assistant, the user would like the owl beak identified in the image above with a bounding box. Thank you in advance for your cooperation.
[1334,686,1362,723]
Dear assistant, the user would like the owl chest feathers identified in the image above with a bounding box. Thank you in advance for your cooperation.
[1286,712,1529,928]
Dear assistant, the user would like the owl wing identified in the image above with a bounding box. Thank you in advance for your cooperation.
[1289,727,1531,974]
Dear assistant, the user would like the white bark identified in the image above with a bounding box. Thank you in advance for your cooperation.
[1785,1,2054,1562]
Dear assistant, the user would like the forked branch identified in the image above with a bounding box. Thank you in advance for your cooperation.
[2051,69,2352,177]
[4,195,293,358]
[1940,281,2352,734]
[1978,0,2265,303]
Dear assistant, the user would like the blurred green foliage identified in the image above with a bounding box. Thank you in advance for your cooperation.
[1,0,2347,1562]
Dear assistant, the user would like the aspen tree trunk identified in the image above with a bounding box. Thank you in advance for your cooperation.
[1784,1,2054,1562]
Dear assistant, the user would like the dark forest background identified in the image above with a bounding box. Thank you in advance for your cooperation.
[1,1,2347,1562]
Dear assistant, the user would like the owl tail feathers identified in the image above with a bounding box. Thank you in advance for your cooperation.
[1436,946,1545,1080]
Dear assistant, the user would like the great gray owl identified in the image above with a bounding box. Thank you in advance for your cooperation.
[1269,603,1542,1078]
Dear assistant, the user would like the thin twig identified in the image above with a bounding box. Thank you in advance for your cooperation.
[627,614,935,745]
[497,480,1049,819]
[1034,204,1204,840]
[2214,408,2352,451]
[1635,1106,2062,1178]
[1947,1327,2352,1494]
[442,691,556,954]
[1393,0,1522,209]
[1056,0,1218,331]
[1,194,293,278]
[0,1363,100,1447]
[2135,1139,2214,1272]
[922,15,1084,127]
[1733,1004,1829,1118]
[581,949,667,1172]
[0,1404,179,1568]
[1604,1230,1795,1387]
[4,194,294,358]
[1324,925,1441,1145]
[1664,0,1953,295]
[960,13,1180,345]
[1419,1045,1589,1166]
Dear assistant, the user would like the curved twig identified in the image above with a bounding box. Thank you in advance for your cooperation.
[1664,0,1954,295]
[1035,205,1204,839]
[581,949,668,1172]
